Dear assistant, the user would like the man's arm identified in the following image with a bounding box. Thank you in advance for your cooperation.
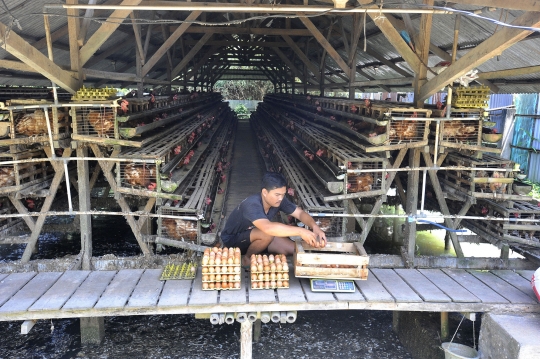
[252,218,319,246]
[290,207,327,246]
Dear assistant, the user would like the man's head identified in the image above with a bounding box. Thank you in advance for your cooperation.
[261,172,287,208]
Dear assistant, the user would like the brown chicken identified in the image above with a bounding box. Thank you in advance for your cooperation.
[476,170,507,194]
[162,218,198,241]
[347,173,374,192]
[389,120,417,141]
[0,167,15,187]
[124,163,156,189]
[15,109,67,136]
[442,120,476,141]
[87,110,115,136]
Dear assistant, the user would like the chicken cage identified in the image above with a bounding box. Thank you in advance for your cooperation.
[0,148,52,195]
[467,199,540,245]
[70,102,118,143]
[386,117,430,146]
[346,159,386,197]
[438,152,517,200]
[370,103,432,120]
[0,197,23,235]
[0,103,70,146]
[432,118,499,154]
[115,107,226,199]
[157,114,235,245]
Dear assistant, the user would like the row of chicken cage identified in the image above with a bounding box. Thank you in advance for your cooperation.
[0,92,222,148]
[113,106,235,200]
[264,95,496,153]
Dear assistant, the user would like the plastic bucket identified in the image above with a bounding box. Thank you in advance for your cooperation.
[442,343,479,359]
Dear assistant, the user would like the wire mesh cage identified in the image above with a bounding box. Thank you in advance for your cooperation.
[0,148,51,195]
[0,197,22,234]
[313,216,344,238]
[388,118,430,145]
[71,103,117,139]
[438,119,482,145]
[159,208,200,242]
[371,105,432,120]
[440,153,515,198]
[346,160,386,194]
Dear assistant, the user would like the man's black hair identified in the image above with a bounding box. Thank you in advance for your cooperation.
[261,172,287,191]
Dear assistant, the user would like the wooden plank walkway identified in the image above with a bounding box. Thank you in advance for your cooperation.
[0,268,537,321]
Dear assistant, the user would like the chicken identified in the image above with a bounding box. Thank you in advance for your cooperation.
[162,218,198,241]
[347,173,374,192]
[442,120,476,141]
[15,109,67,136]
[87,110,115,136]
[315,218,332,232]
[476,170,507,194]
[123,163,156,189]
[0,167,14,187]
[389,120,417,141]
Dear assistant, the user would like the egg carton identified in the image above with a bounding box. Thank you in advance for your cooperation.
[160,261,198,280]
[250,281,290,290]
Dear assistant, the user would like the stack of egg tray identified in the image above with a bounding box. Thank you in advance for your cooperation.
[160,260,198,280]
[250,254,290,290]
[452,86,490,109]
[201,247,242,291]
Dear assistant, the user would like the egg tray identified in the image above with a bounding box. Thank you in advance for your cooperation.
[250,269,289,274]
[201,280,242,291]
[160,261,198,280]
[201,264,242,275]
[250,282,290,290]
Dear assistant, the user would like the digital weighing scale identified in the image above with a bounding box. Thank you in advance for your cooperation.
[310,279,356,293]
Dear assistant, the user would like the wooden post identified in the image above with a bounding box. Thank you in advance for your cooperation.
[451,14,461,64]
[392,311,400,333]
[240,320,253,359]
[253,319,262,342]
[500,244,510,259]
[441,312,449,341]
[77,146,92,270]
[80,317,105,345]
[404,149,420,265]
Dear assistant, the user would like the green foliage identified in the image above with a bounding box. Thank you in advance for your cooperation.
[234,104,249,114]
[524,180,540,200]
[214,80,273,100]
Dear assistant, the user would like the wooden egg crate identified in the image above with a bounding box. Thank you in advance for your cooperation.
[294,241,369,280]
[0,148,53,195]
[70,101,118,144]
[0,104,70,146]
[438,152,521,201]
[468,199,540,244]
[115,107,225,200]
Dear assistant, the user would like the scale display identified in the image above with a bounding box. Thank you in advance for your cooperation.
[310,279,356,293]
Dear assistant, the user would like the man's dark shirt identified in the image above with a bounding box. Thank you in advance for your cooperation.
[221,194,297,243]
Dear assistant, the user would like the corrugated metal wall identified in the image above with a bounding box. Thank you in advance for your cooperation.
[511,94,540,178]
[528,99,540,182]
[488,94,514,136]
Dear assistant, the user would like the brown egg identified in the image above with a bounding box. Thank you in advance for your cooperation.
[228,257,234,265]
[212,247,219,253]
[263,265,270,272]
[277,280,283,287]
[251,273,258,281]
[257,263,264,272]
[209,258,215,265]
[283,264,289,271]
[276,272,283,280]
[270,263,276,271]
[202,267,209,274]
[251,264,258,272]
[234,282,241,289]
[215,257,221,265]
[264,273,270,281]
[269,254,275,263]
[270,272,276,280]
[283,273,289,280]
[202,256,209,265]
[228,274,235,282]
[256,256,263,264]
[202,274,209,281]
[258,273,264,281]
[209,274,215,281]
[282,280,289,287]
[270,280,276,288]
[264,281,270,289]
[215,282,221,290]
[216,274,222,281]
[263,255,268,262]
[215,266,221,274]
[234,257,241,265]
[275,256,281,264]
[222,282,229,290]
[202,282,209,290]
[209,266,215,273]
[209,282,215,289]
[204,248,211,255]
[276,263,283,271]
[252,282,258,289]
[234,274,240,281]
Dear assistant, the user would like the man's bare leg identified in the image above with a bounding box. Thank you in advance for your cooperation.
[268,236,295,256]
[242,228,274,266]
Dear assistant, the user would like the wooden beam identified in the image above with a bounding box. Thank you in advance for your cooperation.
[299,15,350,78]
[282,35,319,77]
[272,47,319,85]
[478,65,540,79]
[356,2,421,74]
[184,45,220,79]
[413,0,434,107]
[0,59,34,72]
[66,0,81,74]
[0,22,78,93]
[419,11,540,101]
[85,40,133,68]
[348,13,364,66]
[365,48,413,77]
[176,26,312,36]
[142,10,202,77]
[130,12,145,65]
[79,0,143,66]
[78,0,97,46]
[171,32,212,78]
[449,0,540,12]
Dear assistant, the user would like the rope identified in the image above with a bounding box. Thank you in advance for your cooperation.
[449,314,465,344]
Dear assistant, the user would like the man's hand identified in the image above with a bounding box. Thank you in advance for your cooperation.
[300,227,327,248]
[312,226,327,248]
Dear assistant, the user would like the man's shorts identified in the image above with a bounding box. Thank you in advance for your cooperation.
[222,229,252,254]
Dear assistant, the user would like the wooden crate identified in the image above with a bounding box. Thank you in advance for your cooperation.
[370,104,432,119]
[439,152,517,200]
[0,148,52,195]
[294,241,369,280]
[0,104,70,146]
